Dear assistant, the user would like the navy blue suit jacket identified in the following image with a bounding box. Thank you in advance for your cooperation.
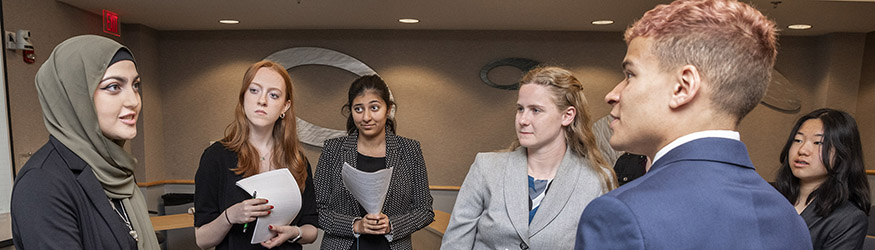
[575,138,812,250]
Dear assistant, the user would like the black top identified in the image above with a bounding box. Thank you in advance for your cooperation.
[350,152,391,250]
[801,201,868,250]
[356,152,387,173]
[12,136,137,250]
[194,142,319,250]
[614,153,647,186]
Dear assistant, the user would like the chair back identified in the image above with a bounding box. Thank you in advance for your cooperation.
[869,206,875,236]
[863,236,875,250]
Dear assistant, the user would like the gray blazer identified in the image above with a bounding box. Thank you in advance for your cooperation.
[441,147,608,250]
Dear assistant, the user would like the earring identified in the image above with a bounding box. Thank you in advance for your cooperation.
[280,113,286,119]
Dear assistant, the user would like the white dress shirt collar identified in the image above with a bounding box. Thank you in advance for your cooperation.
[651,130,740,164]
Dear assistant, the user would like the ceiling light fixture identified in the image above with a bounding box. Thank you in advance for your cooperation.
[591,20,614,25]
[219,19,240,24]
[787,24,812,30]
[399,18,420,24]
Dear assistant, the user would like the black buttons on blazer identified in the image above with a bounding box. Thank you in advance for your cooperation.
[520,241,529,249]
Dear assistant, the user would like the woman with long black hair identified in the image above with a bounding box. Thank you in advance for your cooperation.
[315,75,434,250]
[775,108,870,250]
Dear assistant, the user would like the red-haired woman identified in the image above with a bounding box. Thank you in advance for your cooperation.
[194,60,317,249]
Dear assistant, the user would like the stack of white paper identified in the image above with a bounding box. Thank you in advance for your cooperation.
[236,169,302,244]
[341,162,393,214]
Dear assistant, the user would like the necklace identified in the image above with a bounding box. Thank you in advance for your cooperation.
[261,152,270,161]
[109,199,139,242]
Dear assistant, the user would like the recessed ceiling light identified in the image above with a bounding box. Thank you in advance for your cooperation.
[591,20,614,25]
[219,19,240,24]
[788,24,812,30]
[399,18,420,24]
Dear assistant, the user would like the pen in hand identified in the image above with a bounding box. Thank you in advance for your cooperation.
[243,191,256,233]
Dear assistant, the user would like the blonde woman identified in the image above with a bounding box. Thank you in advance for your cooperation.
[442,67,616,249]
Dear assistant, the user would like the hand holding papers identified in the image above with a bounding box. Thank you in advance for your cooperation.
[236,169,302,244]
[341,162,393,214]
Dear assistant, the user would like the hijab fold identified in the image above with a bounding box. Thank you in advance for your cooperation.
[35,35,159,249]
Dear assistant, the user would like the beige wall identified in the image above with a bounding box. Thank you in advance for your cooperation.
[2,0,119,173]
[742,34,871,181]
[3,0,874,187]
[154,30,869,185]
[121,24,163,181]
[859,32,875,173]
[815,33,866,113]
[154,30,626,185]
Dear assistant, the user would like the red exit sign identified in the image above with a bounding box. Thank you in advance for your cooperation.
[103,10,120,37]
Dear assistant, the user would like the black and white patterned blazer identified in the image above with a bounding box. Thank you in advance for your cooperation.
[315,131,434,250]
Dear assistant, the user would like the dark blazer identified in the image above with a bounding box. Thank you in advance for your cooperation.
[801,201,868,250]
[11,136,137,250]
[576,138,813,250]
[315,131,434,250]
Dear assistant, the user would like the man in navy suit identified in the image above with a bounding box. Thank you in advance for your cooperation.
[575,0,813,249]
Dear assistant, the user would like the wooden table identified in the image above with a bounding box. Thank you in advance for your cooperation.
[150,213,194,231]
[426,210,450,236]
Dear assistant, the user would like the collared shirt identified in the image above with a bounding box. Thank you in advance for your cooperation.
[527,176,553,224]
[652,130,740,164]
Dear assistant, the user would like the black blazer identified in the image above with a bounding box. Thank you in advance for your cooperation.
[314,131,434,250]
[11,136,137,250]
[801,201,868,250]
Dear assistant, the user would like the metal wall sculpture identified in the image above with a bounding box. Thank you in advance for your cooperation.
[761,69,801,113]
[479,58,541,90]
[264,47,386,147]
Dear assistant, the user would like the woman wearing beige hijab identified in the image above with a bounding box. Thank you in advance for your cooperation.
[10,35,159,249]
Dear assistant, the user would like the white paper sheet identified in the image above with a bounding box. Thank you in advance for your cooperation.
[341,162,393,214]
[236,169,302,244]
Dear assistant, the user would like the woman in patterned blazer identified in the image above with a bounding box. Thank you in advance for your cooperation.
[315,75,434,250]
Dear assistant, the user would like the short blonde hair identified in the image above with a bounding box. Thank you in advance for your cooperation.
[626,0,778,121]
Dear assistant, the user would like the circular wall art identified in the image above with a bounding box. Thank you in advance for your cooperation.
[479,57,541,90]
